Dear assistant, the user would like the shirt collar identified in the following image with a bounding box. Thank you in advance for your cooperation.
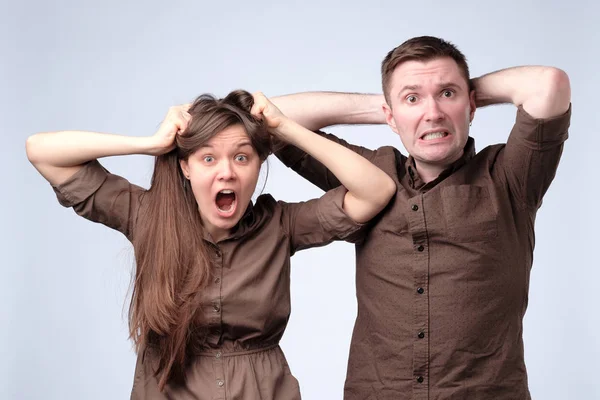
[201,201,256,243]
[404,137,476,191]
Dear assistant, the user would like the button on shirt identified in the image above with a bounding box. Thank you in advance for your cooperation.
[276,105,571,400]
[52,160,366,400]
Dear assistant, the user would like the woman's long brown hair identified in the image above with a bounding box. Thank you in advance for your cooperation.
[129,90,271,390]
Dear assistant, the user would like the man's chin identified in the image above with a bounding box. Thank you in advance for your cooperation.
[417,152,451,163]
[415,152,462,168]
[425,146,463,161]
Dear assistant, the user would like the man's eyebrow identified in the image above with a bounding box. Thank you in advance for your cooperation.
[438,82,462,90]
[398,84,422,93]
[398,82,463,94]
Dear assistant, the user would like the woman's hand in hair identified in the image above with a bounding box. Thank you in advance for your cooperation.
[147,104,192,155]
[250,92,290,136]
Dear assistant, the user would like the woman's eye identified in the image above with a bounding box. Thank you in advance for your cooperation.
[407,95,417,103]
[203,156,214,163]
[235,155,248,162]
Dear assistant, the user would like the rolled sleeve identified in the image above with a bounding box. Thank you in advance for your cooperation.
[283,186,368,255]
[512,104,571,150]
[52,160,145,241]
[316,186,367,243]
[53,160,109,207]
[497,104,571,209]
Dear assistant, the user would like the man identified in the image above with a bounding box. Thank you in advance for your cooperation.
[273,36,571,399]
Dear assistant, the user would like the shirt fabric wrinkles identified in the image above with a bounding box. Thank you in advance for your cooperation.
[52,160,366,400]
[275,105,571,400]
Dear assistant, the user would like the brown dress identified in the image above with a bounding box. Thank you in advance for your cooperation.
[52,160,366,400]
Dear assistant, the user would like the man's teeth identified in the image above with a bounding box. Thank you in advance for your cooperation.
[422,132,447,140]
[220,189,233,194]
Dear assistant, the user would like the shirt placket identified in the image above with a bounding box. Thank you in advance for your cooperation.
[213,349,226,399]
[205,242,224,343]
[407,194,430,400]
[207,242,226,398]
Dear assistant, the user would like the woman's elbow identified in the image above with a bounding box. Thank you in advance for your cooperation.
[376,177,396,209]
[25,133,43,165]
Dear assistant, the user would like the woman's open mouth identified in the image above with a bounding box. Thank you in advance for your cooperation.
[215,189,237,216]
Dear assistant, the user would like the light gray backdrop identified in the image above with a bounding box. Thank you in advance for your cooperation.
[2,0,598,399]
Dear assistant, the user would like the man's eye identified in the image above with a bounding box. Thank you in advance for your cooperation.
[203,156,214,162]
[235,155,248,162]
[407,95,417,103]
[442,90,454,98]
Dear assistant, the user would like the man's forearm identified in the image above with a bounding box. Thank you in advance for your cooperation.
[472,66,571,119]
[272,92,386,131]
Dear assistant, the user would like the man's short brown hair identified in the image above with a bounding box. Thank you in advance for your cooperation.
[381,36,473,105]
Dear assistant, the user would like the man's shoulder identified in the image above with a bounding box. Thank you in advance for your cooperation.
[474,143,506,158]
[364,144,404,174]
[472,143,506,160]
[365,143,400,155]
[466,143,508,171]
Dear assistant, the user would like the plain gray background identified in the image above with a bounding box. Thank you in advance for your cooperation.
[3,0,598,399]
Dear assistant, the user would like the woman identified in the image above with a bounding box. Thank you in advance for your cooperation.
[26,90,396,399]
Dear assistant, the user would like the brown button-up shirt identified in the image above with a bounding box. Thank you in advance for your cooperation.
[276,105,571,400]
[52,160,365,400]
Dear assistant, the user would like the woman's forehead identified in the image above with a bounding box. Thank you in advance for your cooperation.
[199,125,255,152]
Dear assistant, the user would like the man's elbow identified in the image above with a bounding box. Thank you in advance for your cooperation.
[543,67,571,114]
[523,68,571,118]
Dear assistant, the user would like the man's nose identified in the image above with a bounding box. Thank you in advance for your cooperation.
[424,98,445,122]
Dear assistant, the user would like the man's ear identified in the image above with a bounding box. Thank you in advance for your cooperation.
[383,102,399,134]
[469,90,476,122]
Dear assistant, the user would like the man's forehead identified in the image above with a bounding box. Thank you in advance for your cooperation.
[395,58,460,77]
[391,58,467,90]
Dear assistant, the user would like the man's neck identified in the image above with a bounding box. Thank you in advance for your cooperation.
[411,143,471,184]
